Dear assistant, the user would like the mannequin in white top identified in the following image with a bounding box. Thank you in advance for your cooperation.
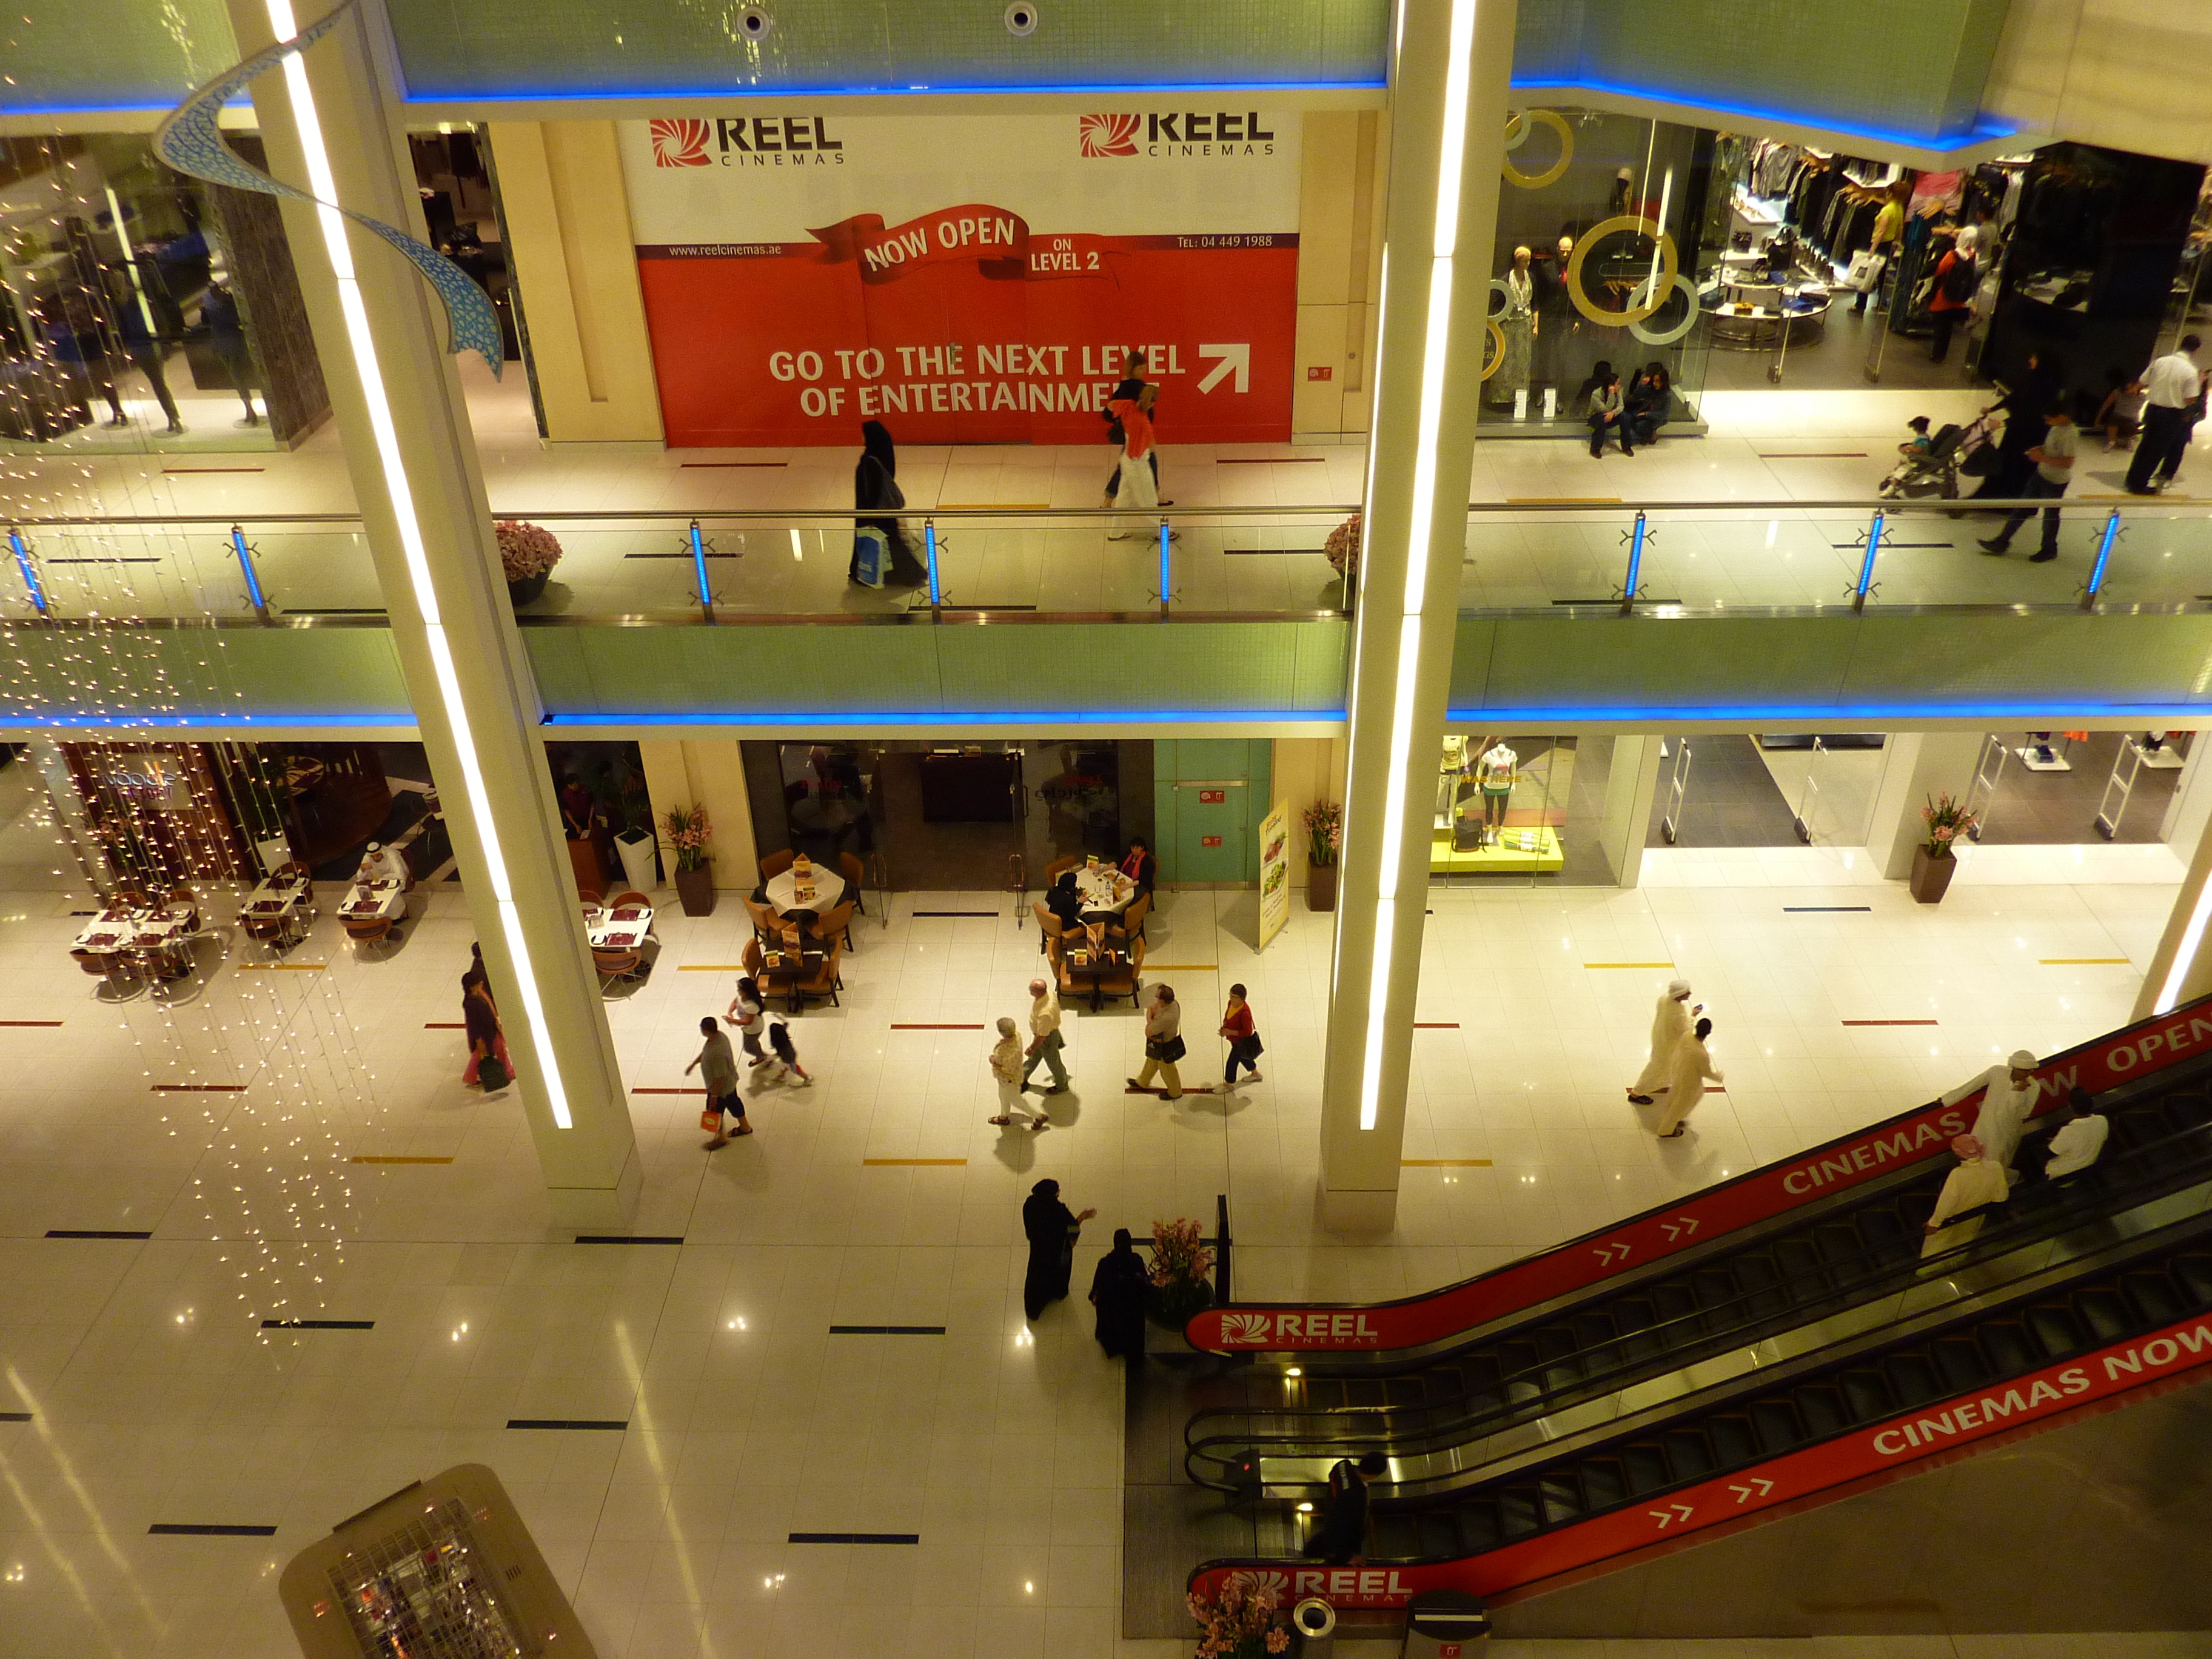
[1438,735,1470,823]
[1476,743,1517,832]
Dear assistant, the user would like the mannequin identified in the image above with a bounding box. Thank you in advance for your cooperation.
[1438,735,1470,823]
[1537,234,1577,395]
[1493,247,1535,407]
[1475,742,1517,839]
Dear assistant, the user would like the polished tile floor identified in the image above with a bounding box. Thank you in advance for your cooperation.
[0,833,2188,1657]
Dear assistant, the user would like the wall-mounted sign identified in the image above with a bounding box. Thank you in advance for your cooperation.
[1198,788,1226,804]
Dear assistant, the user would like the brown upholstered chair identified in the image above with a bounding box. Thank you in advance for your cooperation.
[759,849,796,882]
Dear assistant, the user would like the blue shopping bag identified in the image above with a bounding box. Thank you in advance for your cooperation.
[853,526,889,589]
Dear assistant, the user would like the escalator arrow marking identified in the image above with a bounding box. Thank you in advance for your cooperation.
[1592,1242,1632,1265]
[1729,1476,1775,1503]
[1661,1215,1701,1242]
[1648,1503,1694,1529]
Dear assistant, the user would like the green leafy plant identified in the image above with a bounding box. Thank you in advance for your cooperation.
[1920,791,1976,857]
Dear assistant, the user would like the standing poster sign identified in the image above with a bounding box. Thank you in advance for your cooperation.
[1257,800,1290,951]
[615,110,1301,447]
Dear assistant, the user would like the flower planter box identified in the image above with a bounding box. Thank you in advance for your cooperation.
[674,866,716,916]
[1910,845,1957,904]
[1308,863,1338,913]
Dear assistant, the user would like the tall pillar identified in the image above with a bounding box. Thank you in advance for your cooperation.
[1863,732,1983,879]
[1319,0,1518,1229]
[1598,736,1666,887]
[2134,743,2212,1017]
[227,0,640,1224]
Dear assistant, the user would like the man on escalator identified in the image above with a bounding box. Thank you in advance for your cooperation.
[1940,1048,2042,1178]
[1304,1452,1387,1566]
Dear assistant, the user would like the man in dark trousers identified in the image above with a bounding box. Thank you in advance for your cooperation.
[1303,1452,1386,1565]
[2126,334,2205,495]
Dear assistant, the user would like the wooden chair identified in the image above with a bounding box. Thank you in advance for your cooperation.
[1095,934,1144,1008]
[1122,890,1151,943]
[839,852,866,918]
[577,887,603,910]
[759,849,796,882]
[609,890,652,910]
[742,893,780,940]
[816,898,856,955]
[162,885,200,930]
[1033,903,1063,956]
[592,946,645,985]
[69,947,115,977]
[792,940,843,1008]
[344,914,394,945]
[1043,854,1084,885]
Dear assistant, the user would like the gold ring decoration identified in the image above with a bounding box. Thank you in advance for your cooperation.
[1566,215,1678,326]
[1626,273,1704,346]
[1501,109,1572,190]
[1480,318,1506,381]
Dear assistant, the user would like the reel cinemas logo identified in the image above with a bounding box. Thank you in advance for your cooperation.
[651,114,848,168]
[1081,111,1276,158]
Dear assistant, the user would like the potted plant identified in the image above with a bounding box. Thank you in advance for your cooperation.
[591,751,659,893]
[495,519,562,608]
[1187,1572,1290,1658]
[1911,791,1975,903]
[1303,800,1341,913]
[1145,1216,1216,1330]
[1324,511,1361,609]
[662,803,714,916]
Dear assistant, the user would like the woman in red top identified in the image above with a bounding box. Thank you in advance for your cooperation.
[1220,982,1264,1088]
[1926,223,1979,365]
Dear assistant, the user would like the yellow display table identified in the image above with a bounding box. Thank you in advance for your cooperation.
[1430,824,1564,874]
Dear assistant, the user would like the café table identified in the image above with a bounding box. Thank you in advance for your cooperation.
[340,877,407,937]
[1072,864,1135,917]
[240,870,313,943]
[765,863,845,917]
[70,904,145,975]
[1060,939,1130,1013]
[756,942,826,1013]
[130,903,199,979]
[587,902,655,952]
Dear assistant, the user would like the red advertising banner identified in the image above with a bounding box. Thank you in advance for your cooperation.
[1187,995,2212,1353]
[618,110,1301,447]
[1187,1304,2212,1609]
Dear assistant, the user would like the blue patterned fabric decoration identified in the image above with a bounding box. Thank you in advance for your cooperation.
[152,0,504,377]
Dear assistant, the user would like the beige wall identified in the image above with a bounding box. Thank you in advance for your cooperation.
[489,120,666,443]
[1985,0,2212,164]
[1270,736,1349,876]
[638,739,759,891]
[1294,110,1390,441]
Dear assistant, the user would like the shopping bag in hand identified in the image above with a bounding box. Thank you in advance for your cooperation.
[853,526,889,589]
[700,1105,723,1133]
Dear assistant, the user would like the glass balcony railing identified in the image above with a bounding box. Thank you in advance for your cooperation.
[3,497,2208,624]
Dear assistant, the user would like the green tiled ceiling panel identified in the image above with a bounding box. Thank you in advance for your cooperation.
[1,1,235,111]
[381,0,1390,97]
[0,626,409,723]
[1838,612,2212,707]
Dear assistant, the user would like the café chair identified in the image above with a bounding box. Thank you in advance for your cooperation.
[344,914,394,946]
[816,898,856,956]
[609,890,652,911]
[1044,854,1084,885]
[112,886,151,911]
[1123,891,1151,943]
[839,852,866,919]
[742,893,781,940]
[759,849,796,882]
[162,885,201,931]
[593,945,645,985]
[70,945,117,977]
[577,887,603,910]
[1097,934,1145,1009]
[793,939,843,1010]
[1034,905,1063,956]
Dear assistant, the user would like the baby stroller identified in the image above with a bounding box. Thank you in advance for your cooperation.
[1877,410,1992,501]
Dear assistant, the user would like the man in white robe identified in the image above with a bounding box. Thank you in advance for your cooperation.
[1627,978,1696,1105]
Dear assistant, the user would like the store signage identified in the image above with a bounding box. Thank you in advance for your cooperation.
[618,112,1300,446]
[1256,799,1290,953]
[1199,788,1226,804]
[1202,835,1222,848]
[1307,365,1332,381]
[1185,994,2212,1352]
[1187,1306,2212,1609]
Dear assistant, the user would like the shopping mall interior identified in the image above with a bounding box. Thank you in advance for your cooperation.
[4,2,2212,1657]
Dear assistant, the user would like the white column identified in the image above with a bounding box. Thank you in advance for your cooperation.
[1318,0,1519,1229]
[1598,735,1666,887]
[227,0,639,1224]
[2136,766,2212,1019]
[1863,731,1983,880]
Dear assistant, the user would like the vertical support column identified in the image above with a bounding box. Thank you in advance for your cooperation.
[1598,735,1666,887]
[227,0,638,1225]
[1863,731,1983,880]
[2136,742,2212,1017]
[1318,0,1518,1229]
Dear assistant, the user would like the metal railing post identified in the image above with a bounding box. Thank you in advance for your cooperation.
[925,517,941,618]
[229,523,272,621]
[688,518,715,624]
[1159,516,1172,618]
[1619,509,1647,615]
[8,528,49,615]
[2082,508,2120,611]
[1852,509,1885,613]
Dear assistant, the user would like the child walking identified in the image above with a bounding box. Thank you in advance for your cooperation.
[1221,983,1264,1088]
[765,1018,813,1086]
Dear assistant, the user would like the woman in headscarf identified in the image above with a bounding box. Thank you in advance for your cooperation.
[853,420,928,587]
[1022,1178,1095,1320]
[1088,1228,1151,1358]
[1044,868,1084,930]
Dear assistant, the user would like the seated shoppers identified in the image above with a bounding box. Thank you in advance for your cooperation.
[1587,371,1633,457]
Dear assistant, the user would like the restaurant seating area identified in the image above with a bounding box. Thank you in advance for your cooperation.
[1034,855,1147,1011]
[581,887,656,986]
[744,848,850,1010]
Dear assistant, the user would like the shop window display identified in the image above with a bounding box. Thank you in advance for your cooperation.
[1484,108,1712,432]
[0,133,326,454]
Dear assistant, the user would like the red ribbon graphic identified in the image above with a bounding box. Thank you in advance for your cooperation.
[808,203,1032,284]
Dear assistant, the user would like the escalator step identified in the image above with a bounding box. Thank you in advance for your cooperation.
[1622,1441,1671,1495]
[1653,1283,1703,1330]
[1663,1428,1716,1481]
[2170,1254,2212,1304]
[1706,1413,1758,1468]
[1693,1268,1741,1310]
[1797,1383,1848,1438]
[1840,1369,1897,1422]
[1932,1335,1993,1392]
[1979,1319,2039,1374]
[2120,1271,2183,1326]
[1812,1221,1866,1264]
[1612,1298,1664,1364]
[1750,1398,1806,1453]
[1534,1327,1579,1361]
[2073,1287,2133,1344]
[1579,1456,1626,1511]
[1882,1351,1943,1408]
[2166,1093,2212,1130]
[1382,1379,1426,1407]
[1775,1238,1827,1288]
[1735,1253,1788,1318]
[1341,1380,1388,1407]
[1858,1208,1910,1250]
[1418,1513,1461,1558]
[1498,1487,1541,1538]
[2026,1303,2088,1360]
[1572,1312,1621,1353]
[1463,1353,1503,1392]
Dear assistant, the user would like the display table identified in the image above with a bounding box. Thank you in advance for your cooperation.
[1704,287,1832,350]
[1429,826,1565,874]
[586,903,655,951]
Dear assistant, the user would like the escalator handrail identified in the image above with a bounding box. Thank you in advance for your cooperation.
[1187,1248,2212,1609]
[1187,993,2212,1355]
[1185,1084,2212,1486]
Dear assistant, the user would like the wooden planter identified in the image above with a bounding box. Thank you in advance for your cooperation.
[674,865,716,916]
[1308,863,1338,913]
[1910,845,1958,904]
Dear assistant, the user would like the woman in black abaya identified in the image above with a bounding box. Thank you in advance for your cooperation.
[852,419,929,586]
[1088,1228,1151,1357]
[1021,1178,1095,1320]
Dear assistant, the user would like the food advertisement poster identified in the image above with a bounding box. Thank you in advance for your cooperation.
[615,109,1301,447]
[1258,799,1290,951]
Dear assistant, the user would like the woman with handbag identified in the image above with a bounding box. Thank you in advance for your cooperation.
[1129,983,1186,1101]
[851,420,927,588]
[1220,982,1264,1090]
[462,976,509,1090]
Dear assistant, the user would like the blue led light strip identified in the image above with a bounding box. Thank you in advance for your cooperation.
[229,525,269,614]
[8,529,49,615]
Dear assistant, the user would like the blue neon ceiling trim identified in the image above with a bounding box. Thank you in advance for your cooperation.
[1509,76,2019,153]
[541,708,1348,727]
[0,711,411,729]
[397,76,1384,102]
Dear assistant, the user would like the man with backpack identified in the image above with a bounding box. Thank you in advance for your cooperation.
[1927,224,1979,364]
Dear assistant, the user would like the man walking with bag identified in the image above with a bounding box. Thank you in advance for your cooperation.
[689,1015,752,1147]
[1130,984,1186,1101]
[1021,978,1070,1097]
[1978,400,2075,563]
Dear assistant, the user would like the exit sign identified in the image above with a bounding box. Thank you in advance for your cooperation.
[1201,835,1222,848]
[1198,788,1225,804]
[1307,365,1333,381]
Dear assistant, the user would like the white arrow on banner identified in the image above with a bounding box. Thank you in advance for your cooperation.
[1647,1503,1695,1529]
[1592,1242,1632,1265]
[1728,1476,1775,1503]
[1661,1216,1701,1242]
[1198,343,1251,394]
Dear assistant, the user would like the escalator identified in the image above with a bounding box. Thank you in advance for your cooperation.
[1186,993,2212,1356]
[1185,1057,2212,1618]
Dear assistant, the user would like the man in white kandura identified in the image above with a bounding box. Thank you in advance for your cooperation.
[1940,1048,2041,1175]
[355,840,407,887]
[1627,979,1698,1106]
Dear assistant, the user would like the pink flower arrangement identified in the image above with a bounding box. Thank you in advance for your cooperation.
[1324,512,1362,580]
[1188,1573,1290,1657]
[1302,801,1342,870]
[1920,791,1976,857]
[1149,1216,1215,1290]
[662,803,712,873]
[494,519,564,581]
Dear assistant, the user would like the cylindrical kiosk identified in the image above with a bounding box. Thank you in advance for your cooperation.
[1401,1589,1490,1657]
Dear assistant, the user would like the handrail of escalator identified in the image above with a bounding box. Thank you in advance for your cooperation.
[1187,993,2212,1356]
[1182,1090,2212,1488]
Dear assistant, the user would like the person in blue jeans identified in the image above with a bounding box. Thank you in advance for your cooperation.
[1587,372,1633,457]
[1978,401,2076,563]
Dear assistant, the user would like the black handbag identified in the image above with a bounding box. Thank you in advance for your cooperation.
[1147,1034,1187,1063]
[476,1053,509,1091]
[1235,1034,1265,1062]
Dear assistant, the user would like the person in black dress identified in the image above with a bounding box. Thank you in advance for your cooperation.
[853,420,928,586]
[1022,1178,1095,1320]
[1088,1228,1151,1357]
